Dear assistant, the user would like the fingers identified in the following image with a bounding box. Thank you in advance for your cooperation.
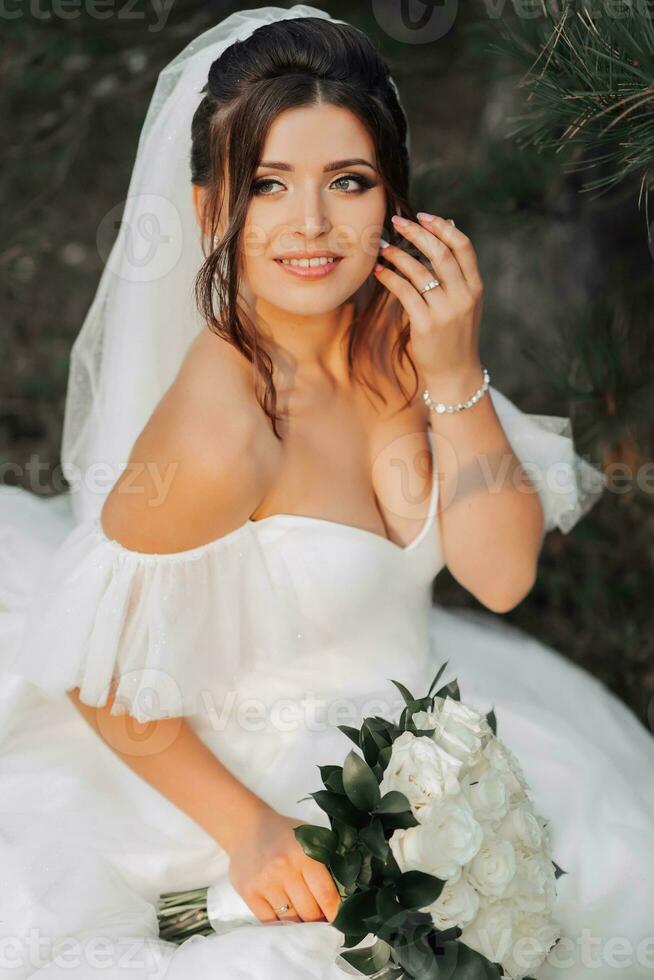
[416,214,483,294]
[373,261,432,330]
[244,891,279,924]
[284,872,325,922]
[302,861,342,923]
[378,241,447,305]
[265,888,301,923]
[391,214,466,294]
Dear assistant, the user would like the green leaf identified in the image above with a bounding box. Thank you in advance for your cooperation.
[293,824,337,863]
[379,808,420,831]
[389,678,416,706]
[452,941,503,978]
[485,708,497,737]
[380,846,402,882]
[333,818,358,850]
[359,817,389,860]
[427,661,449,697]
[339,939,391,976]
[396,870,446,909]
[332,888,378,935]
[393,933,443,980]
[330,849,363,888]
[374,885,408,943]
[361,719,391,767]
[358,851,374,887]
[362,717,392,745]
[341,931,370,948]
[342,750,381,812]
[310,790,366,826]
[319,764,345,794]
[434,679,460,702]
[370,717,402,742]
[361,729,381,768]
[337,724,361,747]
[373,791,412,814]
[377,745,393,771]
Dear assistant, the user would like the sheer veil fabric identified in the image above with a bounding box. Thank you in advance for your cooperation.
[60,5,361,526]
[0,6,652,980]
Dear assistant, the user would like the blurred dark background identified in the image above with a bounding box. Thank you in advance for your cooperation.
[1,0,653,729]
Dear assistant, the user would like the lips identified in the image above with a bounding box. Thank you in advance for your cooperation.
[276,255,341,263]
[273,255,343,279]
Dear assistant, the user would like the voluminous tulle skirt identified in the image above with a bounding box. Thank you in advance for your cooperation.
[1,487,652,980]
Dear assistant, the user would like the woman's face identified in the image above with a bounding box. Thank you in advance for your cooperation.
[239,103,388,316]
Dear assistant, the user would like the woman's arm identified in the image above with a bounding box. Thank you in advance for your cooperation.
[77,336,340,923]
[373,216,542,611]
[424,363,544,612]
[67,689,340,924]
[67,688,266,857]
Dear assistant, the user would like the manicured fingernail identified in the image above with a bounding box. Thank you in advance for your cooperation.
[417,212,436,222]
[379,237,390,248]
[374,262,384,272]
[392,215,409,227]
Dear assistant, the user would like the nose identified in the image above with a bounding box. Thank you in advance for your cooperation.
[289,185,331,240]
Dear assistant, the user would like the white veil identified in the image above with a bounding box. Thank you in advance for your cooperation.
[60,4,409,525]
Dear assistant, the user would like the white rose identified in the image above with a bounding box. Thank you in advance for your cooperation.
[414,696,492,769]
[389,794,483,880]
[465,835,517,899]
[464,767,510,824]
[511,850,558,914]
[537,814,554,854]
[379,731,463,820]
[459,900,513,965]
[496,800,544,853]
[501,910,561,980]
[424,873,480,930]
[481,739,530,804]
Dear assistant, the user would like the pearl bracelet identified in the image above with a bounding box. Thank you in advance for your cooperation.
[423,366,490,415]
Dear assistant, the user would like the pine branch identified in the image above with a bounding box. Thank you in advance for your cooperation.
[485,1,654,218]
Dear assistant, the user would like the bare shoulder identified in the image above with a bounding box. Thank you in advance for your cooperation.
[100,328,275,553]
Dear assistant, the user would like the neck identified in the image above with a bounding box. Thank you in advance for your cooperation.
[252,297,357,391]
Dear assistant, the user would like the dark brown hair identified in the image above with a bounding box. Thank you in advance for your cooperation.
[191,15,420,438]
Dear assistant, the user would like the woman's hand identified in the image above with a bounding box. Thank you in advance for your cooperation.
[373,213,484,391]
[228,803,342,924]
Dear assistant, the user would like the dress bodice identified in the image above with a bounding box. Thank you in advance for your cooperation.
[7,385,606,726]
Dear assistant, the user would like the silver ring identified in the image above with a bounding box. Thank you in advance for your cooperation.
[418,278,440,294]
[274,903,292,914]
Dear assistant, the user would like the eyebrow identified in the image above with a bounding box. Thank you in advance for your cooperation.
[257,158,377,173]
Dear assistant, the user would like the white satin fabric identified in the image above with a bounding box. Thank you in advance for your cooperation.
[0,386,651,980]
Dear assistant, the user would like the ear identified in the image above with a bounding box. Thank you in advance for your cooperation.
[192,184,207,231]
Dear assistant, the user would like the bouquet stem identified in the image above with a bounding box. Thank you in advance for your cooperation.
[156,887,214,943]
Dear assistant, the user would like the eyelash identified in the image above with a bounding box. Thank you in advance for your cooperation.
[251,173,375,196]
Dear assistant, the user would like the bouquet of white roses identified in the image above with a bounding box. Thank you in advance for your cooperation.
[157,663,564,980]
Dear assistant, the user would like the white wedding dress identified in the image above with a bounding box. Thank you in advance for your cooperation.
[0,385,652,980]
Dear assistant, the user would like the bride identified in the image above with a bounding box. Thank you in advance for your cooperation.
[1,6,652,979]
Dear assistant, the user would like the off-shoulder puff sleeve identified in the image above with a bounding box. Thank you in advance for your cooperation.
[7,517,281,723]
[487,384,607,535]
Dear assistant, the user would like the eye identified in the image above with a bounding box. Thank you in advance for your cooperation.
[251,178,284,196]
[250,173,376,197]
[331,173,375,193]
